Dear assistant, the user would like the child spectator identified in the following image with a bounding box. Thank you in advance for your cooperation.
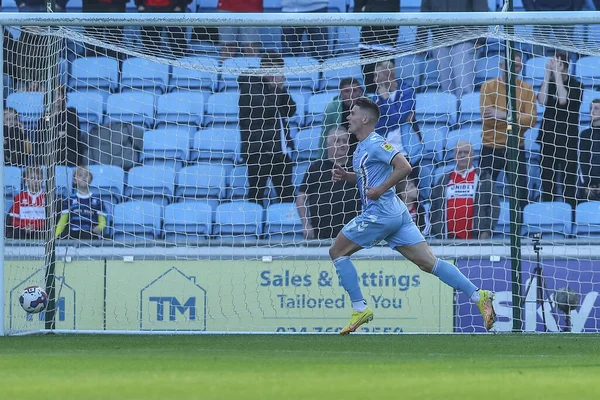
[55,166,106,240]
[6,166,46,239]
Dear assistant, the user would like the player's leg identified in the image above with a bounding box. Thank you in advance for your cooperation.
[329,223,372,334]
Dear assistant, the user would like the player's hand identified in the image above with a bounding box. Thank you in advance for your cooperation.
[332,165,347,182]
[365,186,384,200]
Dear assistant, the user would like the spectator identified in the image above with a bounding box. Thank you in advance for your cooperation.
[6,166,46,239]
[416,0,489,99]
[36,86,83,167]
[4,107,31,167]
[296,127,360,239]
[319,77,364,160]
[430,141,498,239]
[372,60,416,158]
[479,51,536,203]
[537,51,583,207]
[281,0,329,59]
[16,0,66,11]
[578,98,600,199]
[354,0,400,94]
[238,51,296,205]
[82,0,127,59]
[136,0,191,58]
[396,174,430,235]
[217,0,262,59]
[523,0,585,56]
[55,166,107,240]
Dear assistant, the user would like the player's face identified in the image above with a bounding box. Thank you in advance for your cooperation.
[591,103,600,124]
[346,106,366,134]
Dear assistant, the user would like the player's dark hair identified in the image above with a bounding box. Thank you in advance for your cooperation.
[339,77,361,90]
[354,97,380,122]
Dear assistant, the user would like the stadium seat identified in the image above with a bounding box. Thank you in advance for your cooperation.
[6,92,45,123]
[522,202,573,238]
[67,92,104,130]
[415,92,458,126]
[400,0,421,11]
[293,161,311,190]
[164,201,212,241]
[306,91,337,127]
[334,26,361,55]
[263,0,281,12]
[196,0,218,12]
[579,89,598,124]
[143,128,191,168]
[176,164,227,200]
[575,201,600,237]
[260,27,283,51]
[575,56,600,89]
[420,125,449,163]
[474,55,502,87]
[113,200,162,241]
[220,57,261,92]
[121,58,170,94]
[58,57,69,86]
[494,201,511,237]
[459,92,482,124]
[289,93,306,129]
[125,166,176,205]
[215,201,263,237]
[422,57,441,91]
[205,92,239,127]
[190,128,240,164]
[69,57,119,92]
[524,56,549,90]
[395,54,425,88]
[397,26,417,46]
[321,57,363,90]
[294,127,322,161]
[328,0,346,12]
[523,127,541,158]
[169,56,219,93]
[4,166,22,199]
[227,165,249,200]
[106,92,155,128]
[87,165,125,203]
[284,57,320,93]
[156,92,204,127]
[265,203,302,239]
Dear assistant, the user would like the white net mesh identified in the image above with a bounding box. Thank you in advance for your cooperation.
[3,16,600,334]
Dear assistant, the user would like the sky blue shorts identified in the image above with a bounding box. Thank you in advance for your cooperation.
[342,211,425,249]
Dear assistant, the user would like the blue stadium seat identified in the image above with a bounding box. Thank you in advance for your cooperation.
[474,55,502,87]
[395,54,425,88]
[196,0,218,11]
[284,57,320,93]
[334,26,360,54]
[106,92,155,128]
[294,127,321,161]
[494,201,511,237]
[191,128,239,164]
[422,57,441,90]
[215,201,263,237]
[524,56,549,90]
[289,93,306,129]
[228,165,249,200]
[220,57,261,92]
[420,125,449,163]
[260,27,283,51]
[575,56,600,89]
[306,91,337,127]
[155,92,204,127]
[125,166,176,205]
[321,57,363,90]
[6,92,45,123]
[67,92,104,130]
[205,92,239,127]
[400,0,421,11]
[67,0,83,11]
[69,57,119,92]
[575,201,600,237]
[292,161,311,190]
[169,56,219,93]
[459,92,482,124]
[265,203,302,239]
[176,164,227,200]
[113,200,162,241]
[4,166,22,199]
[87,165,125,203]
[263,0,281,12]
[58,57,69,86]
[328,0,346,12]
[580,89,598,124]
[415,92,458,126]
[398,124,425,166]
[121,58,170,94]
[143,128,191,168]
[522,202,573,238]
[397,26,417,46]
[164,201,212,241]
[431,163,456,186]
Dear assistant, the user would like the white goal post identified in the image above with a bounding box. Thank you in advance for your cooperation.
[2,10,600,336]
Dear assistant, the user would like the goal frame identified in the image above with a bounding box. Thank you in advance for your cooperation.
[2,10,600,336]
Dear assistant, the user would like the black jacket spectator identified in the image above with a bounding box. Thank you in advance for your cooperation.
[579,126,600,189]
[523,0,584,10]
[83,0,128,58]
[136,0,192,58]
[3,108,30,167]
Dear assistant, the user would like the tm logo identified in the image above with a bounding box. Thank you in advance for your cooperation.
[149,297,196,321]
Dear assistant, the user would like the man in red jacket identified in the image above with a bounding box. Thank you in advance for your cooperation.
[83,0,128,58]
[136,0,192,58]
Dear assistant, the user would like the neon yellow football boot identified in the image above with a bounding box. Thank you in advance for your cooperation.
[477,290,496,330]
[340,308,374,335]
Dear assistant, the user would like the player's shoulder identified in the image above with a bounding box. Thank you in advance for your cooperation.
[366,133,395,153]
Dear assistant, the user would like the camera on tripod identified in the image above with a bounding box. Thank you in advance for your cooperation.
[532,232,542,253]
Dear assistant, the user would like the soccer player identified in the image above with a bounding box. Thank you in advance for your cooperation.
[55,166,106,240]
[330,98,496,334]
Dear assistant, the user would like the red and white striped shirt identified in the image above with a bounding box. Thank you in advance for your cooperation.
[9,191,46,231]
[445,168,478,239]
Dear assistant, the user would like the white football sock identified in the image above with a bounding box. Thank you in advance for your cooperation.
[352,300,367,312]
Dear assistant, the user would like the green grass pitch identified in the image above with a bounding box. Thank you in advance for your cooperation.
[0,334,598,400]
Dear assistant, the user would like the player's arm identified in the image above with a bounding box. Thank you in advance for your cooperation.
[332,165,357,185]
[366,153,412,200]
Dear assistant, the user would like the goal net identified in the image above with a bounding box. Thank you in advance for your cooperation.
[3,12,600,335]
